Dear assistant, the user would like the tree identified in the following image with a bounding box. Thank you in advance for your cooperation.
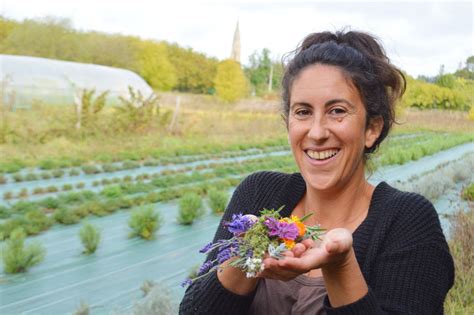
[435,74,456,89]
[135,40,177,91]
[0,17,79,61]
[245,48,283,96]
[214,59,248,102]
[167,44,218,94]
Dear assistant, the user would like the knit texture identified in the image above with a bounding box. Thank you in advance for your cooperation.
[179,171,454,314]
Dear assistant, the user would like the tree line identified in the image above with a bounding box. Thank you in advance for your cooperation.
[0,16,282,101]
[0,15,472,110]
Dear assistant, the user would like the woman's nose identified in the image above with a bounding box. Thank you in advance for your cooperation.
[307,117,330,141]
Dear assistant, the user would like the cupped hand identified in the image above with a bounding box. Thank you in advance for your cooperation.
[258,228,353,281]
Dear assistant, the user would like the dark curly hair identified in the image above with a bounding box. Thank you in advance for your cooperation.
[282,30,406,154]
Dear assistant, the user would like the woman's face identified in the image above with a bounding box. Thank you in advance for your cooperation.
[288,64,382,192]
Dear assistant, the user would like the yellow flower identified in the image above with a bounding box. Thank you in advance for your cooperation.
[283,239,295,249]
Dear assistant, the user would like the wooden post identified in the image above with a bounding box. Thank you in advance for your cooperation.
[168,95,180,132]
[74,89,82,130]
[268,63,273,92]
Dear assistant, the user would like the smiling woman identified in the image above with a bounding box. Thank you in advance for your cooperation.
[180,30,454,315]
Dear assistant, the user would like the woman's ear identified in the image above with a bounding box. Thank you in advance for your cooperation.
[365,116,383,149]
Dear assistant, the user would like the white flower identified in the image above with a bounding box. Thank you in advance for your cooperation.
[246,272,256,278]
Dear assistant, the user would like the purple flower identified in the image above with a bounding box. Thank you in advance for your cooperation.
[217,248,232,264]
[225,213,256,235]
[198,261,214,276]
[180,278,192,287]
[216,239,239,263]
[199,242,213,253]
[264,218,299,240]
[264,217,280,236]
[277,222,299,240]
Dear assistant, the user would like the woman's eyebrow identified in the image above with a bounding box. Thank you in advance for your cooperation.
[290,102,312,109]
[291,99,355,109]
[325,99,355,108]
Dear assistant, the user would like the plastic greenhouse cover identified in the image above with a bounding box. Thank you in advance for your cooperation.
[0,143,472,314]
[0,54,154,108]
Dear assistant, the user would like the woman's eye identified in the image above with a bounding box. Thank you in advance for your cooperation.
[295,109,311,117]
[329,108,347,116]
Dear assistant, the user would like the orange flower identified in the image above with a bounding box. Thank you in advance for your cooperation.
[290,215,306,236]
[283,239,295,249]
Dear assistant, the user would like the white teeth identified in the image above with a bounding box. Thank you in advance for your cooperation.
[307,149,339,160]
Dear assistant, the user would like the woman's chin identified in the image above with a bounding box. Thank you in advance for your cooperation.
[305,177,337,192]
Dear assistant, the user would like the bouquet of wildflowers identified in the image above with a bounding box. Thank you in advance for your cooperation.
[182,207,324,287]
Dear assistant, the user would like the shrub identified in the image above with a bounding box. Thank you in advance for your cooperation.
[73,301,90,315]
[132,283,176,315]
[101,178,111,185]
[69,169,81,176]
[76,182,85,189]
[32,187,45,195]
[0,174,6,184]
[39,197,61,210]
[79,222,101,255]
[24,173,38,181]
[462,183,474,201]
[81,165,101,175]
[40,172,52,180]
[12,201,39,214]
[143,159,159,167]
[24,209,53,235]
[87,201,108,217]
[18,188,28,199]
[39,159,57,170]
[12,173,24,182]
[1,228,46,273]
[0,217,28,240]
[54,207,80,225]
[58,192,84,204]
[62,184,73,191]
[207,189,229,214]
[52,169,65,178]
[122,160,140,170]
[0,205,11,219]
[102,163,119,173]
[101,185,123,198]
[46,185,59,193]
[3,191,13,200]
[128,206,162,240]
[177,192,204,225]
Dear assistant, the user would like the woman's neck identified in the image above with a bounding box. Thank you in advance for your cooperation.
[301,172,374,231]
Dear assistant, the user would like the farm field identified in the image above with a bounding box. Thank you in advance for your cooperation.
[0,98,473,314]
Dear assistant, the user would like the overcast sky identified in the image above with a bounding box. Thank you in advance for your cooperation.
[1,0,472,77]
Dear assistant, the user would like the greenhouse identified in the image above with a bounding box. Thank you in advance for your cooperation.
[0,54,154,109]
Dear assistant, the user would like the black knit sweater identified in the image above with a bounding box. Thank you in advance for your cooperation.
[179,171,454,314]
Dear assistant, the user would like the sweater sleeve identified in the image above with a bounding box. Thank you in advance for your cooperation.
[179,173,260,315]
[323,193,455,314]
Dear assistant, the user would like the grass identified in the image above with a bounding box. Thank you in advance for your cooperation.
[444,205,474,314]
[0,100,287,172]
[462,183,474,201]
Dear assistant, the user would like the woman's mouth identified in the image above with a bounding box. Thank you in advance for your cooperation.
[305,149,340,161]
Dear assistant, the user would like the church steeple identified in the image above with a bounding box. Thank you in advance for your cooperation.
[230,21,241,63]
